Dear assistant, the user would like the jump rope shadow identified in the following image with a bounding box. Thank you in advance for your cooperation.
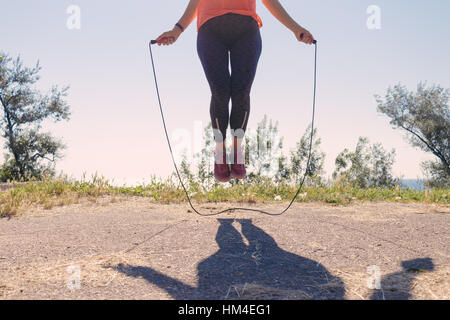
[110,219,346,300]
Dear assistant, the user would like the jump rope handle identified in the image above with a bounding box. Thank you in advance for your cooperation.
[300,33,317,44]
[150,37,170,45]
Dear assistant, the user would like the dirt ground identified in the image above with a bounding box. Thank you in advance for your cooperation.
[0,197,448,300]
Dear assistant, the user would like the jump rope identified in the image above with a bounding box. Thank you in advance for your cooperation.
[139,34,433,263]
[149,34,317,217]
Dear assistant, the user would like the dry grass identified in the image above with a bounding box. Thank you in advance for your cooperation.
[224,283,312,300]
[1,175,448,218]
[0,177,113,217]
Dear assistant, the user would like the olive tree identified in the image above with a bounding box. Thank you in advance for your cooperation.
[0,53,70,181]
[376,83,449,187]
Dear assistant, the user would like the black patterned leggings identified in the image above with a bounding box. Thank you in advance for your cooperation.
[197,13,262,142]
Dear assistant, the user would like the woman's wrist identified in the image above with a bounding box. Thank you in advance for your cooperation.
[172,26,183,35]
[175,23,184,33]
[289,22,302,33]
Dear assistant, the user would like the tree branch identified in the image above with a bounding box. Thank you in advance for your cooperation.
[399,124,449,168]
[31,153,55,163]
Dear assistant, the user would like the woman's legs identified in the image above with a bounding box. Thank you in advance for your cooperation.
[197,14,262,179]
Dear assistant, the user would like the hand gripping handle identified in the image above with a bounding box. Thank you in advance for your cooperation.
[300,33,317,44]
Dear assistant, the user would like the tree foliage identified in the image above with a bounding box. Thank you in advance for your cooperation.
[0,53,70,181]
[333,137,397,188]
[376,83,449,187]
[289,125,325,186]
[194,123,214,187]
[189,115,326,188]
[245,115,284,179]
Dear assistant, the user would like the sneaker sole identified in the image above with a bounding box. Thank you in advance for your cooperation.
[215,175,231,183]
[231,172,246,179]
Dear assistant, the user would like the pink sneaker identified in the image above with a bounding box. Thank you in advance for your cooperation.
[231,139,247,179]
[231,163,246,179]
[214,147,230,183]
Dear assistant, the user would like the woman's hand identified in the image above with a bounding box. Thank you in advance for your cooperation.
[155,27,182,46]
[293,25,315,45]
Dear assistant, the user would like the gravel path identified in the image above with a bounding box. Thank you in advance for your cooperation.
[0,197,448,300]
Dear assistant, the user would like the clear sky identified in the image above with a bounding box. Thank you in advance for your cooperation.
[1,0,449,185]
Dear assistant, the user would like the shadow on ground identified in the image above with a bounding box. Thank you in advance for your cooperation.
[370,257,435,300]
[111,218,346,299]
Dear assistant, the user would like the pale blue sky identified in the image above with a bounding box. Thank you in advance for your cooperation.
[1,1,449,185]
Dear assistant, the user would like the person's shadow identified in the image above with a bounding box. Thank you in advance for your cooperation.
[112,219,345,300]
[370,258,434,300]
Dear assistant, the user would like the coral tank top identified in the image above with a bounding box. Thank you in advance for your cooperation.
[197,0,263,31]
